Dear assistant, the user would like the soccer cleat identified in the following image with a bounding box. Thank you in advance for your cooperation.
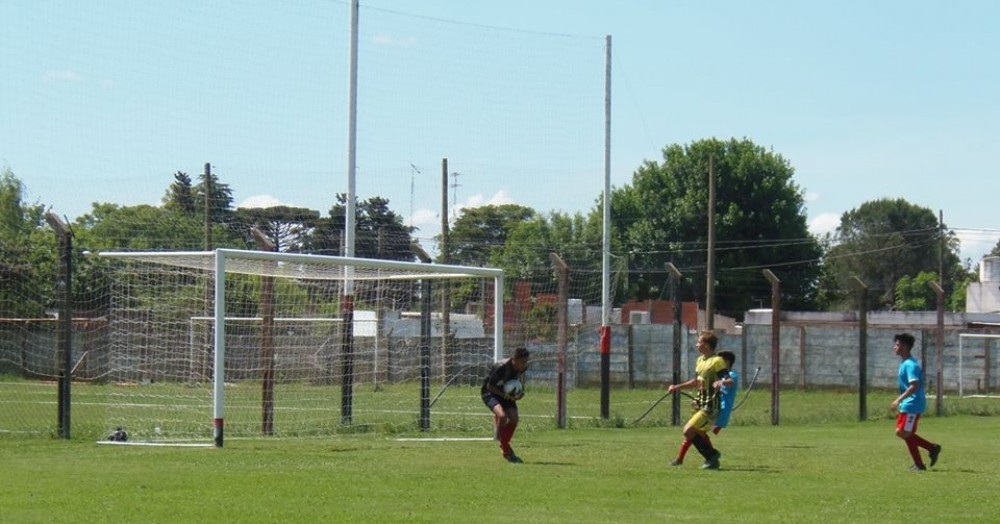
[669,458,683,467]
[929,444,942,467]
[701,451,721,470]
[910,464,927,471]
[504,453,523,464]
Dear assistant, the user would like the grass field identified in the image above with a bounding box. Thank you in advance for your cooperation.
[2,411,998,523]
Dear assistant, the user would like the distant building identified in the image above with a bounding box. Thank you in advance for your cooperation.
[967,256,1000,314]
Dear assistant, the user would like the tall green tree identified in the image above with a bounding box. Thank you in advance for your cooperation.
[613,138,822,317]
[162,171,196,214]
[0,167,50,318]
[306,195,414,261]
[818,198,963,310]
[234,205,320,252]
[194,170,234,225]
[447,204,536,266]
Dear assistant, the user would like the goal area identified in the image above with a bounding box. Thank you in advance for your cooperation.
[97,248,504,446]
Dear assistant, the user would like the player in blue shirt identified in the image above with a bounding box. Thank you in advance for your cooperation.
[891,333,942,471]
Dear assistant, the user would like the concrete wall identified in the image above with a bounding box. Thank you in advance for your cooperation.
[520,321,1000,394]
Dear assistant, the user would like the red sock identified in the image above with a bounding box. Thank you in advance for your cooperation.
[905,435,924,466]
[499,422,517,455]
[909,434,934,451]
[677,439,692,460]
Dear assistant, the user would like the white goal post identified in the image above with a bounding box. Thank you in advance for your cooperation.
[98,248,505,446]
[958,333,1000,398]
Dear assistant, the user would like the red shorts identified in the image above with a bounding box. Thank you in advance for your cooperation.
[895,412,920,433]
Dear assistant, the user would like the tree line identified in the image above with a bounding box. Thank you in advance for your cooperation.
[2,137,995,321]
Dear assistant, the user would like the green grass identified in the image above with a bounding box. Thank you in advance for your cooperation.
[2,415,998,523]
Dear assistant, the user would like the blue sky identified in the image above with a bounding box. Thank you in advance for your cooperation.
[3,1,998,264]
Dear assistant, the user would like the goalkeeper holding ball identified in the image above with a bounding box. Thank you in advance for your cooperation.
[666,330,731,470]
[481,347,530,463]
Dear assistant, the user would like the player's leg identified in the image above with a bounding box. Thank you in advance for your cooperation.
[672,438,692,465]
[684,411,720,469]
[896,413,925,470]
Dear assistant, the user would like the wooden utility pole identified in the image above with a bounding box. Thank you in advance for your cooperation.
[251,228,276,436]
[705,156,716,330]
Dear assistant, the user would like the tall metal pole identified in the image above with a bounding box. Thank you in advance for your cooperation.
[340,0,360,425]
[440,158,451,377]
[345,0,358,265]
[599,34,612,419]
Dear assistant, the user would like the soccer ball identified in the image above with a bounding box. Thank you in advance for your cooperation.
[503,379,524,398]
[107,426,128,442]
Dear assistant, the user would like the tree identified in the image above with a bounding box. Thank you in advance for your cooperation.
[990,239,1000,258]
[894,271,939,311]
[0,167,50,318]
[162,171,196,214]
[612,138,822,317]
[447,204,536,266]
[234,205,320,252]
[819,198,963,310]
[193,170,234,224]
[306,195,414,261]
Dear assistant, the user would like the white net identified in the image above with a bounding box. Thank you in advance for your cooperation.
[96,249,504,443]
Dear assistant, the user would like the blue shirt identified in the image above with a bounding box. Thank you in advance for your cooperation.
[714,370,739,428]
[897,356,926,414]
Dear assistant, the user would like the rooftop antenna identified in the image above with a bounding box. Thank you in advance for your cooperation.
[408,162,421,227]
[450,172,463,219]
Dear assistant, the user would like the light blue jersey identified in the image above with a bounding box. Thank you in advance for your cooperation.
[714,370,739,428]
[897,357,926,414]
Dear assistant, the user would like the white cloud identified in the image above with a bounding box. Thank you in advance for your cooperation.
[372,34,416,47]
[44,69,83,82]
[237,194,286,209]
[808,212,840,237]
[804,191,820,203]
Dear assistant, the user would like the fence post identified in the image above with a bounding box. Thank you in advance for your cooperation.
[549,253,569,429]
[928,281,945,415]
[666,263,682,426]
[45,212,73,439]
[852,277,869,421]
[412,242,433,431]
[763,269,781,426]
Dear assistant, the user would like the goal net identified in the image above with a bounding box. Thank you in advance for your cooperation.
[958,333,1000,398]
[97,248,504,445]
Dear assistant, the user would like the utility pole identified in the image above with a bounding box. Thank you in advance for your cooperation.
[705,155,716,330]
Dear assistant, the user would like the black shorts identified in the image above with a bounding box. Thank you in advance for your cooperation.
[482,393,516,412]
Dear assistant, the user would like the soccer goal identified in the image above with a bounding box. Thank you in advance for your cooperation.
[97,248,504,446]
[958,333,1000,398]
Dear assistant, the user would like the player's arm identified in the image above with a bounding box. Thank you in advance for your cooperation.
[667,377,698,393]
[714,369,732,390]
[891,380,919,410]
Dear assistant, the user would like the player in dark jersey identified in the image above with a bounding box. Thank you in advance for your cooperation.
[481,347,530,463]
